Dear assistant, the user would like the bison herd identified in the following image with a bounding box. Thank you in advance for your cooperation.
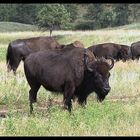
[6,36,140,113]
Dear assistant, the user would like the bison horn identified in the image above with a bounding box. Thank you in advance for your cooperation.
[84,50,96,72]
[86,63,93,72]
[108,57,114,70]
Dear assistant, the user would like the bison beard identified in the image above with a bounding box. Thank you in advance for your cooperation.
[24,47,114,113]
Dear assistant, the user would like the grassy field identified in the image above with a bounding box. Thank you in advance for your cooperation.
[0,22,140,136]
[0,22,39,32]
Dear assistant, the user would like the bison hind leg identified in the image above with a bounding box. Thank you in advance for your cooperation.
[63,82,75,113]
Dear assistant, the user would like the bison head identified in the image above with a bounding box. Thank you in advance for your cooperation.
[119,45,130,61]
[85,55,114,102]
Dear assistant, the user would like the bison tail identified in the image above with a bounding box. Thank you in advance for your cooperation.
[130,45,134,60]
[6,43,13,72]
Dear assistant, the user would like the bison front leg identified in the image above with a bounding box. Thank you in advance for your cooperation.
[77,94,88,107]
[63,82,75,113]
[29,86,40,114]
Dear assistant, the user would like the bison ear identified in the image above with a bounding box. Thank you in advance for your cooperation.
[106,57,114,70]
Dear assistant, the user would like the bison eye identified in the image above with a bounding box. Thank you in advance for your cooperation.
[94,73,100,79]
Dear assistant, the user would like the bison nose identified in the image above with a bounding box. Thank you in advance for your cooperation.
[104,87,110,94]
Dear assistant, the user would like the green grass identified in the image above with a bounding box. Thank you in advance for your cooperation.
[0,23,140,135]
[112,22,140,30]
[0,22,39,32]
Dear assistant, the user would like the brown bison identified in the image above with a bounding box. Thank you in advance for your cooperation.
[24,46,114,113]
[130,41,140,60]
[60,40,85,49]
[6,36,62,75]
[88,43,131,61]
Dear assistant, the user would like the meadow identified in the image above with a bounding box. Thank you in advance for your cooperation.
[0,22,140,136]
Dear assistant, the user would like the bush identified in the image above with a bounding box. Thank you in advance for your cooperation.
[74,21,101,30]
[62,22,75,30]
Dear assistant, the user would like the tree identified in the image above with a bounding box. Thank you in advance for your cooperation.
[13,4,37,24]
[63,4,78,22]
[129,4,140,22]
[0,4,17,21]
[113,4,130,26]
[84,4,104,28]
[99,5,115,28]
[36,4,71,36]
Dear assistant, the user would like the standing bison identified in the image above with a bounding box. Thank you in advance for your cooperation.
[88,43,131,61]
[130,41,140,60]
[24,46,114,113]
[6,36,62,75]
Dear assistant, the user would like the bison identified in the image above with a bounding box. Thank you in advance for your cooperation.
[88,43,131,61]
[6,36,62,75]
[24,46,114,113]
[130,41,140,60]
[60,40,85,49]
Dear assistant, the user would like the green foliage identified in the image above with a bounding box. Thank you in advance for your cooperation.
[84,4,115,29]
[0,4,17,21]
[74,21,96,30]
[99,9,115,28]
[113,4,131,26]
[36,4,71,29]
[63,4,78,22]
[13,4,38,24]
[0,4,139,30]
[84,4,103,21]
[129,4,140,22]
[0,4,37,25]
[83,4,139,29]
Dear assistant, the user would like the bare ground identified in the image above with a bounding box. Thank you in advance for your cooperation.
[0,93,140,118]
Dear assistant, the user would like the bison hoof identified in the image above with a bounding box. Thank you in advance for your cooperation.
[63,104,68,110]
[30,99,37,103]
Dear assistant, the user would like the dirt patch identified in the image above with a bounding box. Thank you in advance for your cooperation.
[0,94,140,117]
[107,93,140,102]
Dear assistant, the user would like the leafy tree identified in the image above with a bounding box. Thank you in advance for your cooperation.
[99,5,116,28]
[63,4,78,22]
[84,4,103,20]
[36,4,71,36]
[13,4,37,24]
[0,4,17,21]
[84,4,104,28]
[129,4,140,22]
[113,4,130,26]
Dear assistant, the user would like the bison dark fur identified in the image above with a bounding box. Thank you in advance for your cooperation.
[24,47,114,113]
[6,36,62,75]
[88,43,131,61]
[131,41,140,60]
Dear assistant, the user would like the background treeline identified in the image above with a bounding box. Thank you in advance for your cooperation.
[0,4,139,30]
